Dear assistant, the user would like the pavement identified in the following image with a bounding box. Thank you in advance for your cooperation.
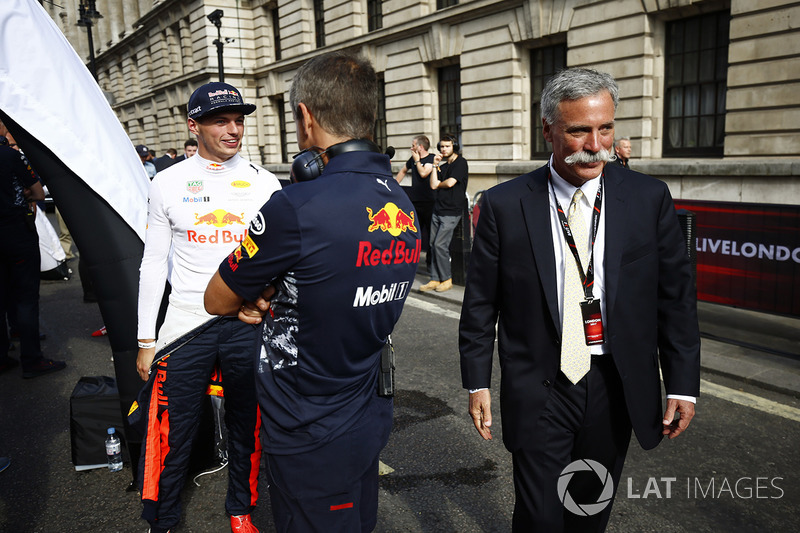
[410,268,800,399]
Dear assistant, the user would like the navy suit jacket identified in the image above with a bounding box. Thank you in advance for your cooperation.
[459,162,700,452]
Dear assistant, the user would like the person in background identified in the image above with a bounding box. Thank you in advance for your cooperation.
[419,133,468,293]
[135,144,156,179]
[613,136,632,169]
[0,131,65,378]
[153,148,178,172]
[395,135,435,272]
[174,138,198,163]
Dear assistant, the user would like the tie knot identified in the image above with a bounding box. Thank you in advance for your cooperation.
[570,189,584,216]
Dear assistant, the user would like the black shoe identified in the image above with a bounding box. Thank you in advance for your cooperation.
[0,357,19,374]
[22,358,66,379]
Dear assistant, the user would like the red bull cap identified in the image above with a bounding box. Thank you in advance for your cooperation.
[187,82,256,120]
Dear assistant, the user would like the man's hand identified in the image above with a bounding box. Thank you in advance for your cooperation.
[237,285,276,325]
[662,398,695,439]
[433,153,442,166]
[468,389,493,440]
[136,346,156,381]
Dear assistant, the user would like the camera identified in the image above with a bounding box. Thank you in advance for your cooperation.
[207,9,223,27]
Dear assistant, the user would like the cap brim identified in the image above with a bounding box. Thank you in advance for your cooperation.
[192,103,257,120]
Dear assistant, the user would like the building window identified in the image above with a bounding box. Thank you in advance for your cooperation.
[374,77,387,150]
[314,0,325,48]
[276,96,288,163]
[438,64,461,144]
[531,43,566,159]
[437,0,458,9]
[368,0,382,32]
[272,8,282,61]
[664,11,729,157]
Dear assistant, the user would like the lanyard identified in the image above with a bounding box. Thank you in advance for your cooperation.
[549,167,604,300]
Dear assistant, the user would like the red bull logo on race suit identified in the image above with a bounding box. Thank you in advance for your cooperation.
[194,210,247,227]
[189,210,248,244]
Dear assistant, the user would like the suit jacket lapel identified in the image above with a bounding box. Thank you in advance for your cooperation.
[521,168,561,336]
[603,165,627,318]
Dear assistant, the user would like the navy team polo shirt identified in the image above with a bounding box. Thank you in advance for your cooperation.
[219,150,420,454]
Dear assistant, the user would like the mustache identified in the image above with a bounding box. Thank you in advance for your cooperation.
[564,149,615,165]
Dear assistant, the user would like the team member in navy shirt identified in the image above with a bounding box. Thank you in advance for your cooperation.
[205,51,419,532]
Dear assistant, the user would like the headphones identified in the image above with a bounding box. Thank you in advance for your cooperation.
[437,134,460,154]
[290,139,383,183]
[0,135,7,147]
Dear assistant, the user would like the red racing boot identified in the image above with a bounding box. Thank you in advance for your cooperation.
[230,514,259,533]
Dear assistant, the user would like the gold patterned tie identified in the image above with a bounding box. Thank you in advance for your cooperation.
[561,189,591,384]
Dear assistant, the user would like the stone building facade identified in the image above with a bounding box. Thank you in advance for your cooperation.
[44,0,799,203]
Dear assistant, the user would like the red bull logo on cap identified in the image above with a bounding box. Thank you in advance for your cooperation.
[366,203,417,236]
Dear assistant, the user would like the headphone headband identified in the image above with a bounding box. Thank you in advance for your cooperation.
[290,139,382,183]
[437,134,460,154]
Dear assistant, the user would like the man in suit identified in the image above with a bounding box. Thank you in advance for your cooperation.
[173,138,198,163]
[152,148,177,172]
[613,136,632,169]
[459,68,700,532]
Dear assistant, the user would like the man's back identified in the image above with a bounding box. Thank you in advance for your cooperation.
[218,150,420,453]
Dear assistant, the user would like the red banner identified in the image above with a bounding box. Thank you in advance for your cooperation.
[673,200,800,317]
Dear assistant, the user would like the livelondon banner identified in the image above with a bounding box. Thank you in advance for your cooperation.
[674,200,800,317]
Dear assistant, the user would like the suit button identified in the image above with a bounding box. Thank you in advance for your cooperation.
[543,380,551,387]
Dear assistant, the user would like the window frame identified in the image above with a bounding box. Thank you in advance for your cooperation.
[662,10,730,157]
[530,43,567,160]
[438,63,462,146]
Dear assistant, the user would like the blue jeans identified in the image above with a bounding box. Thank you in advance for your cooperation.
[430,213,461,282]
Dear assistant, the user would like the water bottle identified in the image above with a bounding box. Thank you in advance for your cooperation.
[105,427,123,472]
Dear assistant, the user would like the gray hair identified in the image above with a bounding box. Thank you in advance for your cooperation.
[615,136,630,146]
[541,68,619,125]
[289,51,378,140]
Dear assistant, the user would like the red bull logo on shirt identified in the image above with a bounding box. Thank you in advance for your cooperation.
[366,203,417,236]
[187,228,248,244]
[356,239,421,267]
[194,210,247,227]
